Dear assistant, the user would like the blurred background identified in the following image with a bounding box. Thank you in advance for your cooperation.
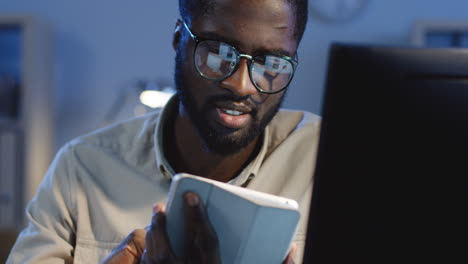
[1,0,468,261]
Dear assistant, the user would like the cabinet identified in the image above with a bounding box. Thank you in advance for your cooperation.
[0,15,53,229]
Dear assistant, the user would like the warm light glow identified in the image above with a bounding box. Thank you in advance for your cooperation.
[139,90,173,108]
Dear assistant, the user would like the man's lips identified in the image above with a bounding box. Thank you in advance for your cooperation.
[215,107,251,129]
[214,102,252,114]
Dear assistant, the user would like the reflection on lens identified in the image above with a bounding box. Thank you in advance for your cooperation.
[251,55,293,93]
[195,40,238,79]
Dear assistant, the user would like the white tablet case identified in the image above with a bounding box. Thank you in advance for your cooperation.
[166,173,300,264]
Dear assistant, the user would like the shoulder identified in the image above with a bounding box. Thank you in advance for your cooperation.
[70,110,161,150]
[59,110,162,171]
[266,109,321,151]
[269,109,321,135]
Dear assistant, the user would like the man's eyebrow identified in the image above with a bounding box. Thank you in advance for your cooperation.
[254,48,292,57]
[197,32,242,48]
[197,32,292,57]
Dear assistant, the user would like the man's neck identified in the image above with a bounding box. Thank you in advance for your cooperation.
[164,107,260,183]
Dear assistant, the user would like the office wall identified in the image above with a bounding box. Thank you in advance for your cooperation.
[1,0,468,149]
[0,0,179,148]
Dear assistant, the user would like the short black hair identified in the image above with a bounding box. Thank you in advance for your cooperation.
[179,0,308,43]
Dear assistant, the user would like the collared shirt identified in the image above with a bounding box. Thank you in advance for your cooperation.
[7,96,321,264]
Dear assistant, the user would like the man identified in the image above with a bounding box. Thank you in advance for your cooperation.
[8,0,320,263]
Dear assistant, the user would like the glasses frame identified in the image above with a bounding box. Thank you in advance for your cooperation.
[180,19,298,94]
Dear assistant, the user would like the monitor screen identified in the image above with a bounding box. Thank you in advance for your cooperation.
[303,43,468,263]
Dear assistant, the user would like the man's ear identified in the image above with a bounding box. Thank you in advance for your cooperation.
[173,19,183,51]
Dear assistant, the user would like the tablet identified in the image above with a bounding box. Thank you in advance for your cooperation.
[165,173,300,264]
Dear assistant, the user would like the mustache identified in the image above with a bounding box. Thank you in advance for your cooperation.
[206,94,258,117]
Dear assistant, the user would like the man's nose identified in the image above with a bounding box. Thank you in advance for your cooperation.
[220,59,258,97]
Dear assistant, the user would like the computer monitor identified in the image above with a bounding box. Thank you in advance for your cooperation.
[303,43,468,263]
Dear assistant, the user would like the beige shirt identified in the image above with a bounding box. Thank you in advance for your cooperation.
[7,97,321,263]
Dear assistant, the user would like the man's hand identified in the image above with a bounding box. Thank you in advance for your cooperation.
[103,191,297,263]
[140,192,221,264]
[282,242,297,264]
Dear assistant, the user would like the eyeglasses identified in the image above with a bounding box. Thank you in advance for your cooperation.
[180,19,298,94]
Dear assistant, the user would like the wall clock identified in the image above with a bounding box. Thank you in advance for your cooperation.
[309,0,369,24]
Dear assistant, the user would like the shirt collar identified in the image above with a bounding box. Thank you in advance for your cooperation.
[154,95,269,187]
[154,94,178,179]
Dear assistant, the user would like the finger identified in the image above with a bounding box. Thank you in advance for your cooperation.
[103,229,147,264]
[184,192,218,245]
[144,204,178,263]
[184,192,221,263]
[146,203,166,248]
[153,202,166,213]
[282,242,297,264]
[144,204,166,233]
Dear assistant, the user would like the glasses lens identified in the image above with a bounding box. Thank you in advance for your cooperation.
[251,55,294,93]
[194,40,238,79]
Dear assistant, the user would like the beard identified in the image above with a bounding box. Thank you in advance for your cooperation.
[174,51,285,156]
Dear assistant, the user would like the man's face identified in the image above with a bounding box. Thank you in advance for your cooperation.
[175,0,298,155]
